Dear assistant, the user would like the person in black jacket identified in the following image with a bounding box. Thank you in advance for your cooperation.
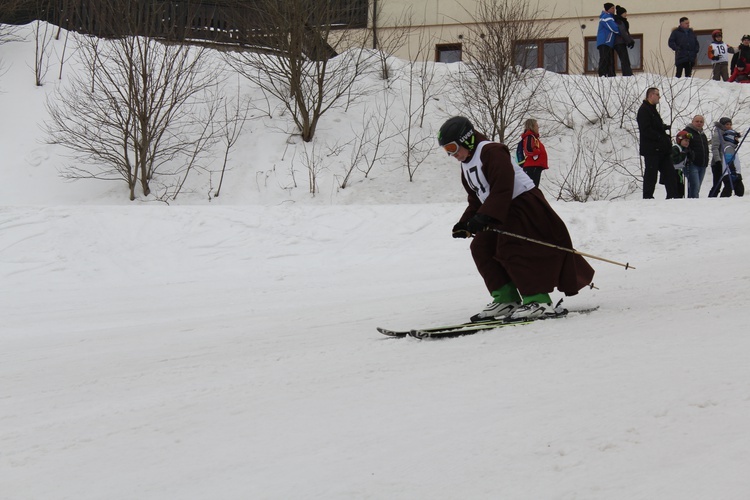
[613,6,635,76]
[730,35,750,73]
[729,38,750,82]
[667,17,699,77]
[637,88,680,199]
[682,115,710,198]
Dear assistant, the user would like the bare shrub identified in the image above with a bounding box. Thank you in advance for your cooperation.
[449,0,556,144]
[223,0,374,142]
[551,126,639,202]
[45,2,222,201]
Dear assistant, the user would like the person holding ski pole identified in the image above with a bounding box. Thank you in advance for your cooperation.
[438,116,595,322]
[717,124,745,197]
[709,117,746,197]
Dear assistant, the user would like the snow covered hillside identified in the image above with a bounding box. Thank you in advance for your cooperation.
[2,23,750,500]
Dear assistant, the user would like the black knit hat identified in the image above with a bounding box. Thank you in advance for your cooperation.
[720,117,732,126]
[604,3,615,11]
[615,5,627,16]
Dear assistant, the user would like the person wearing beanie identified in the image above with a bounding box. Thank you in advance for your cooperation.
[709,117,734,196]
[613,6,635,76]
[668,17,699,77]
[707,30,735,81]
[596,3,619,77]
[729,36,750,83]
[730,35,750,74]
[709,118,745,197]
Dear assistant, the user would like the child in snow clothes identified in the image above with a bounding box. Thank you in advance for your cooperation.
[519,118,549,188]
[729,37,750,83]
[710,117,732,195]
[719,128,744,196]
[671,130,693,198]
[707,30,735,81]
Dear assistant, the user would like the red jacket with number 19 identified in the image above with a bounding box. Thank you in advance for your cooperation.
[521,129,549,169]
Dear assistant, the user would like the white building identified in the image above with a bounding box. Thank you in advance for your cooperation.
[370,0,750,78]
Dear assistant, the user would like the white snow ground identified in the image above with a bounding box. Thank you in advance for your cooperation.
[2,23,750,500]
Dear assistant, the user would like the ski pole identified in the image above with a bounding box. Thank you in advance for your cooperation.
[486,227,635,270]
[726,127,750,167]
[724,128,748,192]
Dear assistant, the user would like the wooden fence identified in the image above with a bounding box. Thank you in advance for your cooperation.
[3,0,369,53]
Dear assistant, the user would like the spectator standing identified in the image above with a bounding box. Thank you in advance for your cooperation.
[709,117,733,196]
[730,35,750,74]
[682,115,709,198]
[637,87,679,199]
[519,119,549,188]
[707,30,735,81]
[710,124,745,197]
[671,131,693,198]
[668,17,699,77]
[613,6,635,76]
[728,37,750,83]
[597,3,619,77]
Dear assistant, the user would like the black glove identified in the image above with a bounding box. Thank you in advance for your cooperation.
[466,214,497,235]
[627,42,635,49]
[452,221,471,239]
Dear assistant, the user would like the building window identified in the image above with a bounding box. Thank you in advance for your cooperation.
[514,38,569,73]
[436,43,462,63]
[694,30,716,67]
[584,35,643,74]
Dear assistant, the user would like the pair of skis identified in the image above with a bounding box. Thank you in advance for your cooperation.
[377,306,599,339]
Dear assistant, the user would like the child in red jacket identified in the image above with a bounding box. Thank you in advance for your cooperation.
[729,36,750,83]
[518,119,549,187]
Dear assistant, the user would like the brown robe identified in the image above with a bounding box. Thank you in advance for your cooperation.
[458,141,595,296]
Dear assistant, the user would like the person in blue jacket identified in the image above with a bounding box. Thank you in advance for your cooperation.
[668,17,699,77]
[597,3,619,77]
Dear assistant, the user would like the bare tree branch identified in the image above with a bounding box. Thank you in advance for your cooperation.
[223,0,374,142]
[45,1,223,201]
[450,0,557,144]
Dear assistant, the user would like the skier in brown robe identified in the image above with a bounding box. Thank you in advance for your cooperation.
[438,116,595,321]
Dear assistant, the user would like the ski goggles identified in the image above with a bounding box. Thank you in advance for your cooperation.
[443,141,460,156]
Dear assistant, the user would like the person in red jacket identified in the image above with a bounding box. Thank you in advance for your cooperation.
[519,119,549,187]
[729,36,750,83]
